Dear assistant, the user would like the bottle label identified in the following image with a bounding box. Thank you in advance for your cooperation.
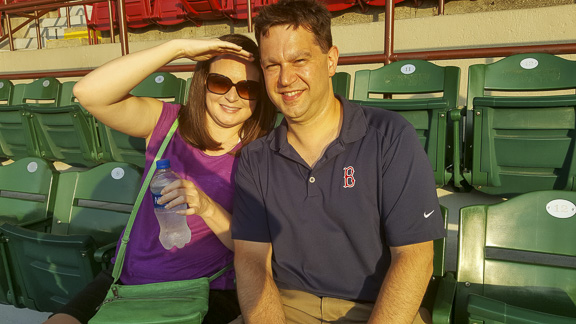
[151,192,167,209]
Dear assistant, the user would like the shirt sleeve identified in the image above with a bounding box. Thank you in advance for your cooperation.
[380,124,447,247]
[231,146,272,243]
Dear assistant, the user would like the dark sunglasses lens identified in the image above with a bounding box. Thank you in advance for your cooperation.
[236,81,260,100]
[207,74,233,94]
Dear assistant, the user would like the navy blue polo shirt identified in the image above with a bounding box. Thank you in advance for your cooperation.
[231,96,446,302]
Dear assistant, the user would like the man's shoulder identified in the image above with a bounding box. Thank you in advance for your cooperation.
[240,130,275,162]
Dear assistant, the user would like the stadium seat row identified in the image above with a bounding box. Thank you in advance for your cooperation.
[0,72,188,169]
[349,52,576,198]
[2,52,576,197]
[1,157,575,322]
[0,158,142,311]
[87,0,407,30]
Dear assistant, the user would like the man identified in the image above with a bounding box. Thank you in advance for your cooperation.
[231,0,446,322]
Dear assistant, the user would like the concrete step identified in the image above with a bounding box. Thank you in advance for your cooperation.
[46,37,90,49]
[27,27,66,39]
[13,37,45,50]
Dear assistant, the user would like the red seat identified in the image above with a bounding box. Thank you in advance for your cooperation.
[87,2,118,31]
[261,0,357,12]
[319,0,357,11]
[181,0,225,20]
[125,0,153,28]
[151,0,189,25]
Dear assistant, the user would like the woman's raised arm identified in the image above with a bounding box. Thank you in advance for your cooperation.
[73,39,253,139]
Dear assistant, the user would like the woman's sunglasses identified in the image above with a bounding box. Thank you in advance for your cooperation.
[206,73,260,100]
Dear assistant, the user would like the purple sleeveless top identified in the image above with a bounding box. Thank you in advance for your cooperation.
[117,102,237,290]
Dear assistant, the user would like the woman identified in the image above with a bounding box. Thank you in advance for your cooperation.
[44,34,275,324]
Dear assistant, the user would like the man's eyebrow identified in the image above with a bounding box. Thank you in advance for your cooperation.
[262,50,313,64]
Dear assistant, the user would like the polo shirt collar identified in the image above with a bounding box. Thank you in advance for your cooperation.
[269,95,368,153]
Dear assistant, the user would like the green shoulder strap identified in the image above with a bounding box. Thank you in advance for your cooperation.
[112,119,179,282]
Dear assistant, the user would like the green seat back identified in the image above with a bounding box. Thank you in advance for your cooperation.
[0,162,141,312]
[0,104,39,160]
[0,157,58,306]
[11,77,61,107]
[99,73,186,168]
[0,79,13,106]
[0,157,58,227]
[332,71,351,99]
[464,53,576,197]
[51,162,142,246]
[453,191,576,323]
[351,60,460,186]
[28,105,102,167]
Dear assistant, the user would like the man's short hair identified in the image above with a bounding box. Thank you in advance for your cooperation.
[254,0,333,53]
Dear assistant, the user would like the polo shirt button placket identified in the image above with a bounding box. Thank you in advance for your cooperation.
[309,176,316,183]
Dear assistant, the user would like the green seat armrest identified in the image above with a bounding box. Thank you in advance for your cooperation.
[94,242,118,263]
[432,271,457,324]
[467,294,576,324]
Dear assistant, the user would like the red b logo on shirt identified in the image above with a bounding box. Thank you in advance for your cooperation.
[343,166,355,188]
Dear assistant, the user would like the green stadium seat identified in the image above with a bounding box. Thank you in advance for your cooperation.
[0,103,39,160]
[0,79,13,160]
[0,157,58,306]
[98,72,186,168]
[333,71,351,99]
[0,162,142,312]
[11,77,61,107]
[0,78,64,161]
[351,60,461,187]
[457,53,576,197]
[432,190,576,323]
[0,79,13,106]
[27,105,102,167]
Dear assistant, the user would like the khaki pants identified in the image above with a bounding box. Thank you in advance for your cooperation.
[229,289,431,324]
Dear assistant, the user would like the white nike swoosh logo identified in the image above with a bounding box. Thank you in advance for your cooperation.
[424,210,434,218]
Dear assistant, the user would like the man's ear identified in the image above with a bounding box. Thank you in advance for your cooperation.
[327,46,339,77]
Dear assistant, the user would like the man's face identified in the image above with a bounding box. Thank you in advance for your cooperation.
[259,25,338,122]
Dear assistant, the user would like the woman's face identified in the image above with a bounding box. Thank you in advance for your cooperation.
[205,56,260,130]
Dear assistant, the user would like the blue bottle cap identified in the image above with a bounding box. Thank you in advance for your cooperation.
[156,159,171,169]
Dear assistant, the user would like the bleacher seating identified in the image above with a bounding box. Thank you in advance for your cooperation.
[0,162,142,312]
[432,190,576,323]
[2,53,576,317]
[351,60,460,187]
[457,53,576,197]
[0,73,187,168]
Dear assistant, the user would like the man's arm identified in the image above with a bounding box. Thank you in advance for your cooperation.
[368,240,434,324]
[234,240,286,324]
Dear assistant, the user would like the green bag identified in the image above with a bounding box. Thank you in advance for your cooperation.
[89,120,231,324]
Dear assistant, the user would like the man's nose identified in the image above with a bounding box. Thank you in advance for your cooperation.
[278,66,297,87]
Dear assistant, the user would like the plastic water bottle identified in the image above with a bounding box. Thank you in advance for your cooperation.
[150,159,191,250]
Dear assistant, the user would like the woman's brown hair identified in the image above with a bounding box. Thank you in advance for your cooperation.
[178,34,275,155]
